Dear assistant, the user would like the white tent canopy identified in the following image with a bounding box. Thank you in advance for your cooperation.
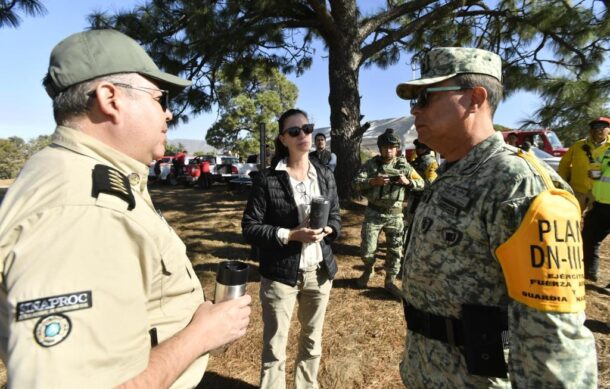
[313,116,417,154]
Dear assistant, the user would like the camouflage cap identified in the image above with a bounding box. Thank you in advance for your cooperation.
[43,29,191,98]
[396,47,502,100]
[378,128,401,147]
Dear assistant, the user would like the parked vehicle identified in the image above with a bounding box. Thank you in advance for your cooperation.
[501,129,567,156]
[183,155,258,189]
[531,147,560,172]
[166,156,195,186]
[148,156,174,183]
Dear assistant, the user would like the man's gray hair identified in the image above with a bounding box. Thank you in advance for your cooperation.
[453,73,503,116]
[52,73,137,125]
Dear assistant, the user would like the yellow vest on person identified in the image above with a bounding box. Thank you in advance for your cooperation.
[592,148,610,204]
[558,136,610,194]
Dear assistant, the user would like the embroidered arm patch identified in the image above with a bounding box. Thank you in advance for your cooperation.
[16,291,92,321]
[92,165,136,210]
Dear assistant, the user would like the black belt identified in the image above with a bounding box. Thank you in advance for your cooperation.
[402,300,464,346]
[368,203,403,215]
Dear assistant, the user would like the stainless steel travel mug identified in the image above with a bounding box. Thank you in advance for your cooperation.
[214,260,249,303]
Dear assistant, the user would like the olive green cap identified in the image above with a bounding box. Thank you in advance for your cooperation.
[43,29,191,98]
[377,128,401,147]
[396,47,502,100]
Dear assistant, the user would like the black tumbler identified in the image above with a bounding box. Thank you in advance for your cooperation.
[214,260,249,303]
[309,196,330,229]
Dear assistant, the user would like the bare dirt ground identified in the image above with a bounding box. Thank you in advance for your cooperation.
[0,181,607,387]
[153,183,609,388]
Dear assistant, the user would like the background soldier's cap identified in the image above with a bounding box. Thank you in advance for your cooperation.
[589,117,610,127]
[377,128,401,147]
[413,139,430,150]
[43,29,191,98]
[396,47,502,100]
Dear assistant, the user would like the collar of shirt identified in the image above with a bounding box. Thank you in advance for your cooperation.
[437,132,505,177]
[51,125,149,193]
[587,134,610,148]
[275,158,319,182]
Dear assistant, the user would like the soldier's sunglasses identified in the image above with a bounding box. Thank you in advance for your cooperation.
[281,124,315,137]
[410,86,472,108]
[113,83,170,112]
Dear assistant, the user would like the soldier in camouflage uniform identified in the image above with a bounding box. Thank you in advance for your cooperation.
[401,139,438,264]
[353,129,424,297]
[411,139,438,184]
[395,47,597,387]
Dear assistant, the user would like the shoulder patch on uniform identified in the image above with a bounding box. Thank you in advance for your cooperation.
[34,314,72,347]
[16,291,92,321]
[92,165,136,210]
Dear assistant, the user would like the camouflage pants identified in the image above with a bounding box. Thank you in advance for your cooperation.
[360,208,404,276]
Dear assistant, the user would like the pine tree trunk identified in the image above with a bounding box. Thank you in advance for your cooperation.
[326,3,363,200]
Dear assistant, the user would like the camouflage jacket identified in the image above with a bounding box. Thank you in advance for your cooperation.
[353,155,424,210]
[411,153,438,185]
[402,132,597,388]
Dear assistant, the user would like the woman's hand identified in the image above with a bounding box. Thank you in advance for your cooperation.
[289,220,328,243]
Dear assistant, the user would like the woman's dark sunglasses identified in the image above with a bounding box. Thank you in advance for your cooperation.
[282,124,315,137]
[410,86,471,108]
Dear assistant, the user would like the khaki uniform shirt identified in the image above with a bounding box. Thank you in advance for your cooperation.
[401,133,597,388]
[0,126,207,388]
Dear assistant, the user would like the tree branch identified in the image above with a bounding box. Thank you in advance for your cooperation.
[360,0,480,63]
[358,0,437,41]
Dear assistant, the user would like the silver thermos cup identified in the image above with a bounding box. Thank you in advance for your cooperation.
[214,260,249,303]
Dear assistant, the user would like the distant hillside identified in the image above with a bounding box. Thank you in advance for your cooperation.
[167,138,218,154]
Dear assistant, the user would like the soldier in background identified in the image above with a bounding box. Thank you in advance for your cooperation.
[353,129,424,297]
[411,139,438,184]
[396,47,596,387]
[401,139,438,267]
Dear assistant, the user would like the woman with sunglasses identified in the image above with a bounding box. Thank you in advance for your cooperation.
[242,108,341,388]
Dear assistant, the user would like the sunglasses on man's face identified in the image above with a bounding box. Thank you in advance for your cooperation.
[282,124,315,137]
[590,123,609,131]
[410,85,472,109]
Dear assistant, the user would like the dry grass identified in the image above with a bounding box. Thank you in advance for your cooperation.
[0,182,607,388]
[151,183,609,389]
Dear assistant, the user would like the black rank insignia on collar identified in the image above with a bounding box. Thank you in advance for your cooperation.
[92,164,136,210]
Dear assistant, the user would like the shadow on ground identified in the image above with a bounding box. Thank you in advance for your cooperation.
[197,372,257,389]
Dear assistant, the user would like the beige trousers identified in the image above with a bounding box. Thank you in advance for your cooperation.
[259,268,332,389]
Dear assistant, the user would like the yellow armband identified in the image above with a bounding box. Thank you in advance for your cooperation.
[495,151,585,313]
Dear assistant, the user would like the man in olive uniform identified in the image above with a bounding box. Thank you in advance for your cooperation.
[353,128,424,297]
[396,47,597,387]
[0,29,251,387]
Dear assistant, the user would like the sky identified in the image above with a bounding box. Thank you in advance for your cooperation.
[0,0,539,142]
